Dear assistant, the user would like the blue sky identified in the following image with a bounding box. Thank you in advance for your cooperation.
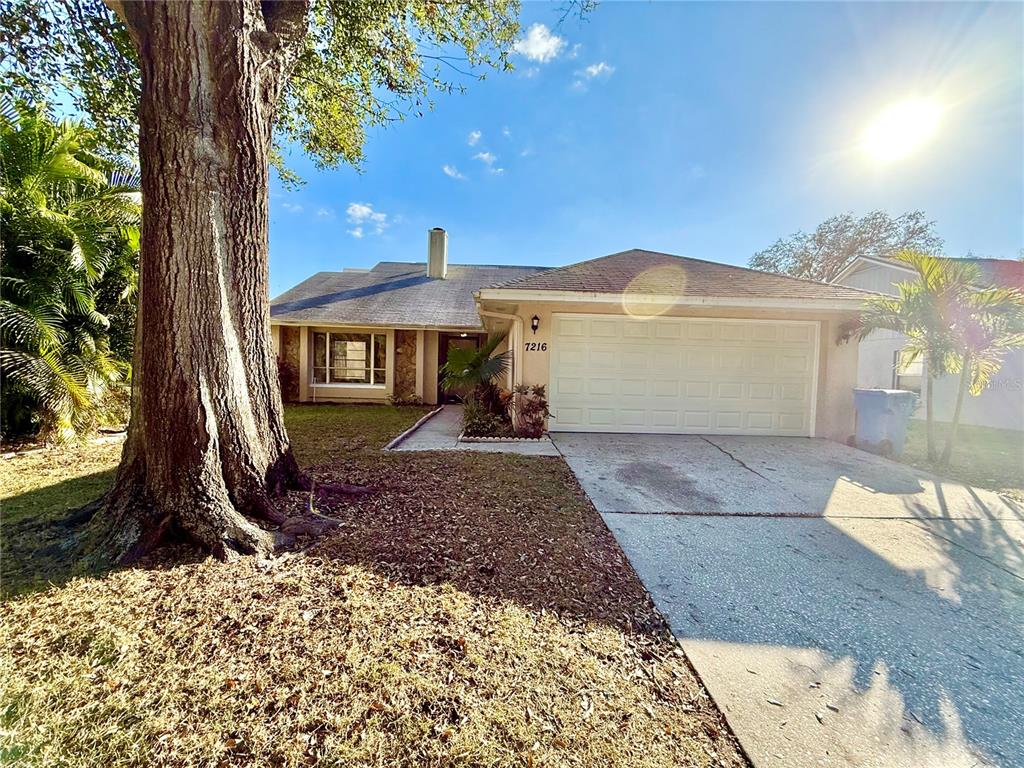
[268,1,1023,295]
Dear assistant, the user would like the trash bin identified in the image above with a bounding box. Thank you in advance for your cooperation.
[853,388,919,458]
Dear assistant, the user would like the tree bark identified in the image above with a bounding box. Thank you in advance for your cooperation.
[95,0,310,562]
[940,352,972,467]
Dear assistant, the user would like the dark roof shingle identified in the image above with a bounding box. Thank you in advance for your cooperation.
[270,262,546,329]
[487,249,873,301]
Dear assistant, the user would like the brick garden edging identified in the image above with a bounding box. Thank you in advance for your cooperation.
[457,433,548,443]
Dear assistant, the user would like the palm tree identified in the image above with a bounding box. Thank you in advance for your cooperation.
[938,284,1024,464]
[439,332,510,414]
[0,101,140,441]
[849,251,1024,466]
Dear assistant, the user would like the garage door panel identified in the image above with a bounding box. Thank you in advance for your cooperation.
[590,319,619,338]
[652,380,679,397]
[588,378,616,396]
[555,377,584,395]
[655,322,682,339]
[619,409,647,426]
[622,379,647,396]
[549,314,818,436]
[684,411,710,428]
[556,318,586,337]
[687,323,714,341]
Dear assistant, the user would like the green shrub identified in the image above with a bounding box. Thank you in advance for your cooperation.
[509,384,550,438]
[461,398,512,438]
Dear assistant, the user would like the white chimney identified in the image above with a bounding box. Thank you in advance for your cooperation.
[427,227,448,279]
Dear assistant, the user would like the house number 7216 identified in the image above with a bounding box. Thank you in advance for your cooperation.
[524,342,548,352]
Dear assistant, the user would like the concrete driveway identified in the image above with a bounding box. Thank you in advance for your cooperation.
[552,433,1024,768]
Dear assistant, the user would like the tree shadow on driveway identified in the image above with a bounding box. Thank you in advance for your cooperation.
[602,486,1024,767]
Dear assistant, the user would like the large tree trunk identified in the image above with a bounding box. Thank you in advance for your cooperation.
[96,0,310,562]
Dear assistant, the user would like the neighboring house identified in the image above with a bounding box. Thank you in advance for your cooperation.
[271,229,871,441]
[831,254,1024,431]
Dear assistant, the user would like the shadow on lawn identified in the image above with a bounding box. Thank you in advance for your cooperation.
[300,450,667,634]
[1,470,117,597]
[2,448,664,640]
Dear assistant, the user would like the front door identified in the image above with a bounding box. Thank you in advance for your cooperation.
[438,333,481,403]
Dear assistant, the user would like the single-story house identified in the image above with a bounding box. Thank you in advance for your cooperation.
[831,254,1024,432]
[271,228,872,441]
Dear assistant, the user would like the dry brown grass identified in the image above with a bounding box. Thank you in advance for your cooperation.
[0,405,746,768]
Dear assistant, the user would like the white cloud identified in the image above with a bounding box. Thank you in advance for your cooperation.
[490,167,505,175]
[345,201,388,237]
[316,206,335,219]
[520,147,533,157]
[473,151,497,166]
[568,43,582,59]
[688,163,707,181]
[513,23,565,63]
[501,126,511,138]
[281,202,303,213]
[467,130,482,146]
[572,62,615,93]
[520,66,540,79]
[442,164,466,180]
[583,61,615,78]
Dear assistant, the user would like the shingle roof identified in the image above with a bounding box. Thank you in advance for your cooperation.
[270,262,547,329]
[487,249,874,301]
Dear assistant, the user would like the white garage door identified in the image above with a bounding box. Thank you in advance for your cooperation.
[549,314,819,436]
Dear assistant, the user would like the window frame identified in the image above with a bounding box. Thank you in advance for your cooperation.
[311,330,388,388]
[891,349,923,394]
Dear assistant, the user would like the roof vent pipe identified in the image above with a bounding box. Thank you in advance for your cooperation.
[427,227,448,279]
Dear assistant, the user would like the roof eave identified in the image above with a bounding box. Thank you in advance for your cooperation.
[270,317,485,331]
[476,287,866,312]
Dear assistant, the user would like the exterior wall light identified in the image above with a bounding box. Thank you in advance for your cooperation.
[531,315,540,334]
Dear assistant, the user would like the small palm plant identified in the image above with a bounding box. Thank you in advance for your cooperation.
[848,251,1024,466]
[0,100,140,441]
[439,332,510,415]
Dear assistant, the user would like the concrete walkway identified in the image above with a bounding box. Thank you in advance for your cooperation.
[391,404,560,456]
[553,432,1024,768]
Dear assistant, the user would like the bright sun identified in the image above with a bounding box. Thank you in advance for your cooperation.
[862,98,942,162]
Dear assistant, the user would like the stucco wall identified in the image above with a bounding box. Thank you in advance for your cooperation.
[928,349,1024,431]
[480,299,860,442]
[423,331,440,405]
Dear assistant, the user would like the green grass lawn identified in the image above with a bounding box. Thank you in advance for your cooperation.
[900,420,1023,498]
[0,404,744,768]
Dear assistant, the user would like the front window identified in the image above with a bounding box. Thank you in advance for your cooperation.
[892,349,923,394]
[312,331,387,385]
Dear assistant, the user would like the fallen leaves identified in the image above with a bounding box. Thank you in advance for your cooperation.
[0,405,747,767]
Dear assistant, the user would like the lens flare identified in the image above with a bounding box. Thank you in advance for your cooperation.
[621,265,688,318]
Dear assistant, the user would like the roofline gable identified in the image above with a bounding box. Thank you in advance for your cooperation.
[489,248,878,293]
[830,255,917,285]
